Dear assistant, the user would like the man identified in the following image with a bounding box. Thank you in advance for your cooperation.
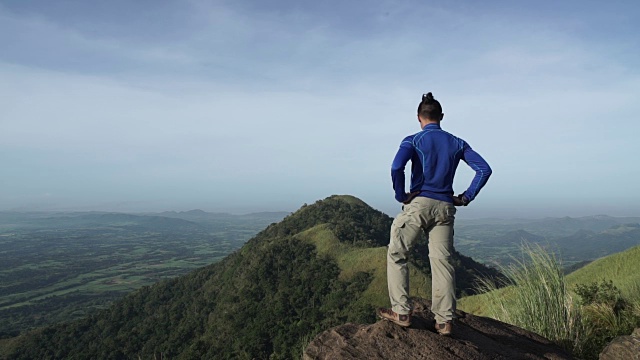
[377,92,492,336]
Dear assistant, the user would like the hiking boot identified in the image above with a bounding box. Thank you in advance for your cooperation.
[377,307,411,327]
[435,321,453,336]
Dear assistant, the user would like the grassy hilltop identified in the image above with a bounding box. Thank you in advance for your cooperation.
[566,245,640,299]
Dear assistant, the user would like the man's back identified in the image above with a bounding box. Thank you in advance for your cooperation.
[392,123,490,205]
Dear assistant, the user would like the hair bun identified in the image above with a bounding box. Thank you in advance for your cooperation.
[417,92,442,118]
[422,92,434,101]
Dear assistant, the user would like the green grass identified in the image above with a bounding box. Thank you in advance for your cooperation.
[297,224,431,308]
[460,244,640,359]
[461,245,640,316]
[458,286,511,316]
[474,244,585,353]
[567,245,640,301]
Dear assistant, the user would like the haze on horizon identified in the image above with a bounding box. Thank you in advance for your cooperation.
[1,0,639,219]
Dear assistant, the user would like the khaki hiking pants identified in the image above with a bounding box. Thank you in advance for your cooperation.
[387,196,456,324]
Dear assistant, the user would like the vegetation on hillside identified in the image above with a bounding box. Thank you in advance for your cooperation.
[4,237,372,360]
[1,195,502,359]
[470,244,640,360]
[566,245,640,300]
[256,195,392,247]
[569,245,640,358]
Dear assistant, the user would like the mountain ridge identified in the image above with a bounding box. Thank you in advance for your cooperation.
[1,195,501,359]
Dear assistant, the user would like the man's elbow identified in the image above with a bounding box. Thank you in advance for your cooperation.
[482,165,492,179]
[391,164,405,173]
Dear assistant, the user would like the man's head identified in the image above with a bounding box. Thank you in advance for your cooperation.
[417,92,444,124]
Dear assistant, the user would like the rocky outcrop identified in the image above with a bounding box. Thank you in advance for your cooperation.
[599,327,640,360]
[304,298,573,360]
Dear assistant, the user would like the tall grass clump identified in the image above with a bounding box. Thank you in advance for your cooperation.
[476,243,586,354]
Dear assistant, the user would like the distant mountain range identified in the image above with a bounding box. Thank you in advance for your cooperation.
[455,215,640,266]
[460,215,640,236]
[0,210,290,231]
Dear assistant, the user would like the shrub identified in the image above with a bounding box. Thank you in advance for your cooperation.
[575,280,640,359]
[575,280,624,310]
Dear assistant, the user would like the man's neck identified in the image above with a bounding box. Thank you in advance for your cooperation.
[420,120,440,129]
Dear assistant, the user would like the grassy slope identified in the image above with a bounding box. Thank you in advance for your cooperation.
[459,245,640,316]
[297,224,431,308]
[457,287,510,316]
[566,245,640,299]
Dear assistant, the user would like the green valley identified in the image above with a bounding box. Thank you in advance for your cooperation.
[0,210,287,337]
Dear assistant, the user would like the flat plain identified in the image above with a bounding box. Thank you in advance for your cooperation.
[0,210,288,336]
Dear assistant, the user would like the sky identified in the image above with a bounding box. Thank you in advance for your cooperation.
[1,0,639,218]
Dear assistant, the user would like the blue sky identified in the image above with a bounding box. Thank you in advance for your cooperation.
[1,0,639,217]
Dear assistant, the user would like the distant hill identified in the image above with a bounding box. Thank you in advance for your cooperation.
[555,224,640,263]
[457,215,639,238]
[0,211,205,232]
[157,209,290,220]
[154,209,290,233]
[492,229,545,244]
[0,210,289,233]
[455,216,640,266]
[1,195,501,360]
[524,216,625,237]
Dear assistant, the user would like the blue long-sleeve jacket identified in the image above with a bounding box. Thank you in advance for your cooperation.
[391,123,492,204]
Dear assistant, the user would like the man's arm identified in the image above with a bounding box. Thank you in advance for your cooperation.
[391,138,414,203]
[459,145,492,204]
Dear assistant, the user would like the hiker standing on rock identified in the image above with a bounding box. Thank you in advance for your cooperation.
[377,92,492,336]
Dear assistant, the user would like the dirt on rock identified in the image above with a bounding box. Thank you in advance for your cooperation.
[304,298,574,360]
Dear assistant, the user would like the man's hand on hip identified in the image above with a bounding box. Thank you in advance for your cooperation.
[453,194,469,207]
[403,191,421,204]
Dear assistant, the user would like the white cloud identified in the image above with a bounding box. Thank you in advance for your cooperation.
[1,1,639,214]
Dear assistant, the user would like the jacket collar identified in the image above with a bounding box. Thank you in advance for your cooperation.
[422,123,441,130]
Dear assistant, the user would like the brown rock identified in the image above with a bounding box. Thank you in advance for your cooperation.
[304,298,574,360]
[599,327,640,360]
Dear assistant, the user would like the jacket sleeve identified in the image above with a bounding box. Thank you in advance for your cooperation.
[391,137,414,203]
[461,144,492,203]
